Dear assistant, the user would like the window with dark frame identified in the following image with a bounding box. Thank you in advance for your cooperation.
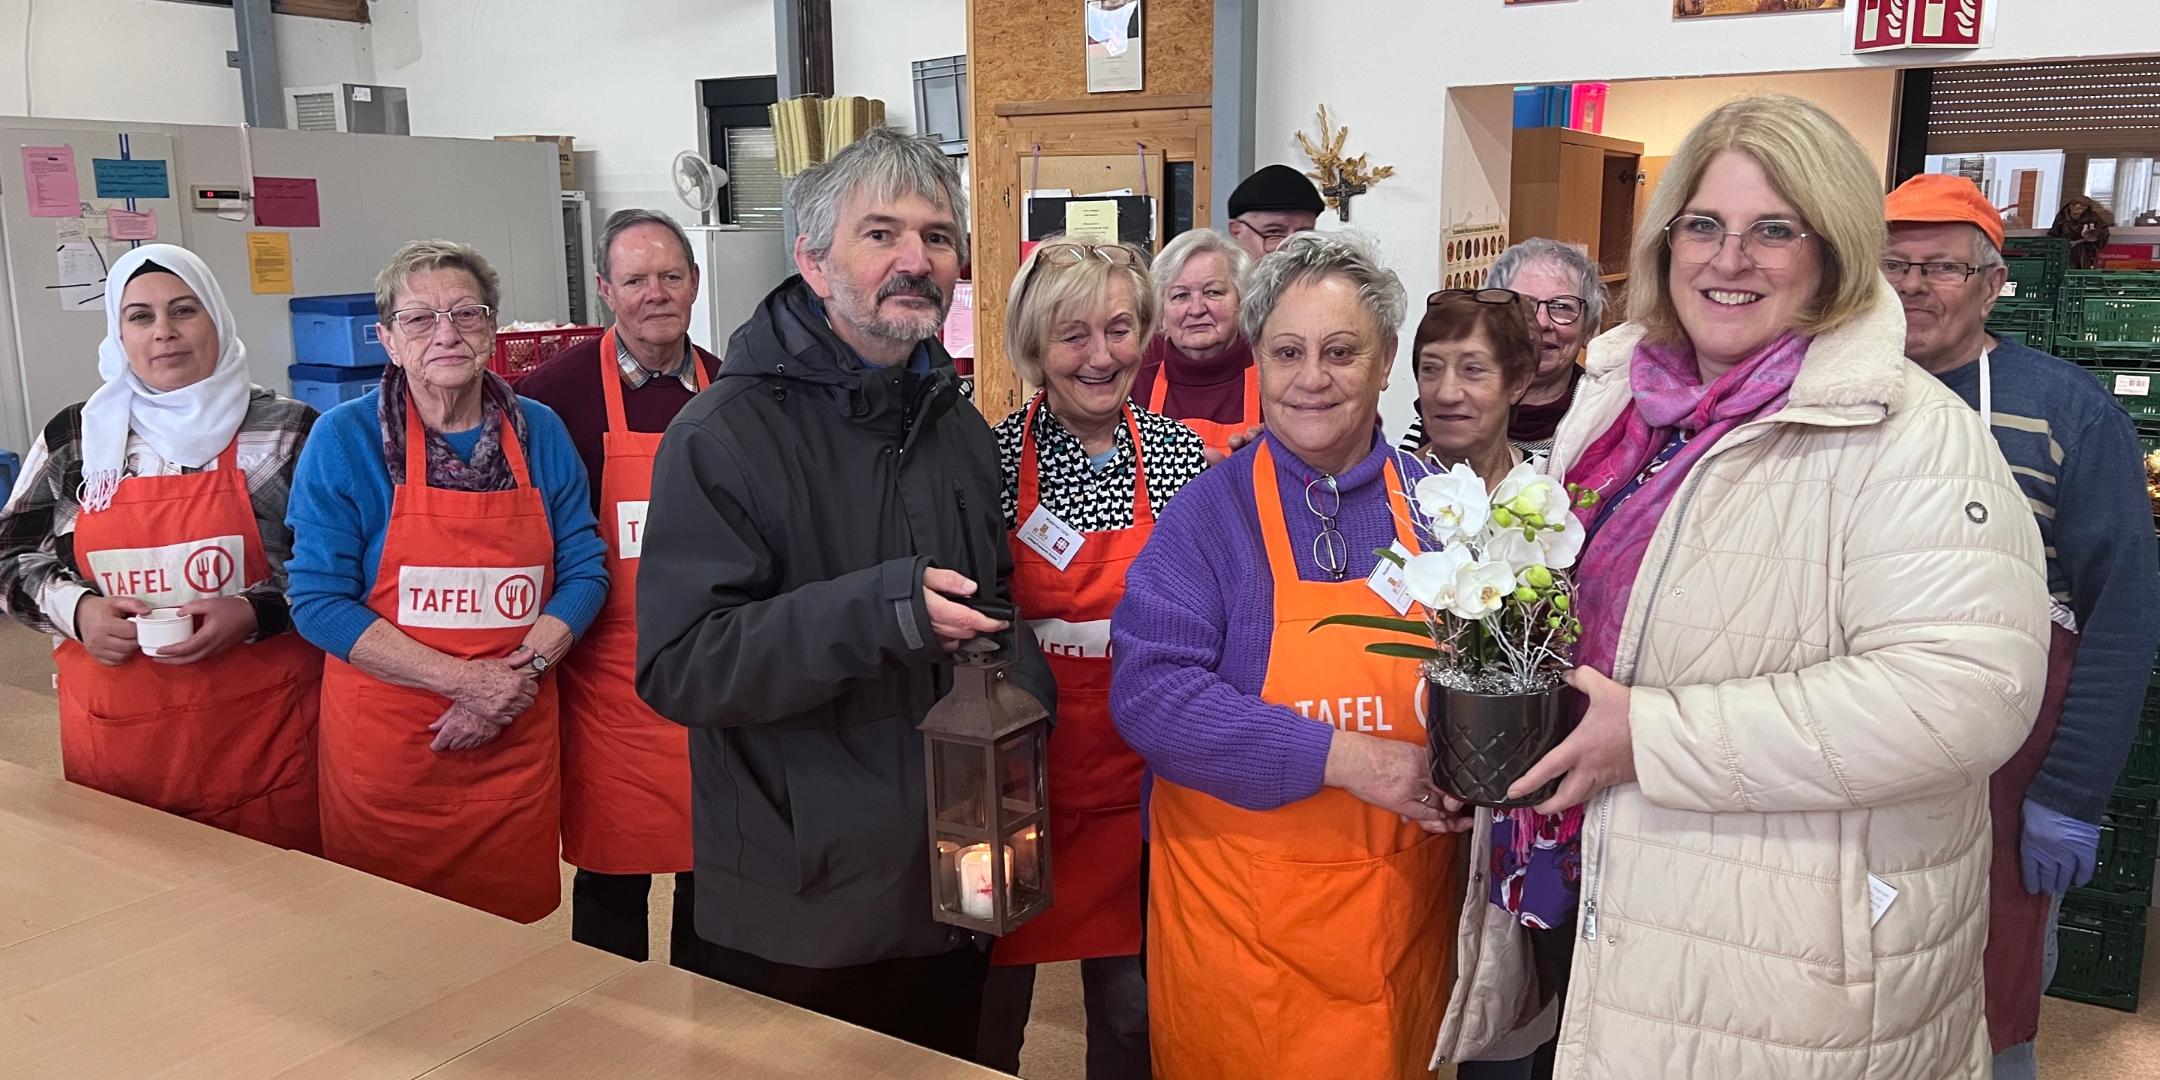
[700,76,784,229]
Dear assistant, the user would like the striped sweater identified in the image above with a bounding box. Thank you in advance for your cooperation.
[1936,338,2160,821]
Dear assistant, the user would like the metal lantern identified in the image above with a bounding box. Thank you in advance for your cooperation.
[922,623,1053,936]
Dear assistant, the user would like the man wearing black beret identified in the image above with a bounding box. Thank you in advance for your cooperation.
[1224,164,1323,262]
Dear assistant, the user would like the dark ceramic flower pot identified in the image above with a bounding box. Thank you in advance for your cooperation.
[1426,681,1573,809]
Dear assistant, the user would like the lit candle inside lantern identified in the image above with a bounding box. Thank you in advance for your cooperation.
[958,843,997,919]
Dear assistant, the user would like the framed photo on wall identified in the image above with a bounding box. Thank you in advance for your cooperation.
[1085,0,1143,93]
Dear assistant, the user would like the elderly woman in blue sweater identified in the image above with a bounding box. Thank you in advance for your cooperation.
[286,239,607,923]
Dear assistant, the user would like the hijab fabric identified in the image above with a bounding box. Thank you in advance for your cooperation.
[80,244,252,512]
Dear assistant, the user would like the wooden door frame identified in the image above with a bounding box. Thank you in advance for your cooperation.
[970,100,1212,423]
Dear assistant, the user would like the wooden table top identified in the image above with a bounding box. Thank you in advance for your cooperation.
[0,758,277,950]
[1,760,994,1080]
[423,961,1004,1080]
[0,850,629,1079]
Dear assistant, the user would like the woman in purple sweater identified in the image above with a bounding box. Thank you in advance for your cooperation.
[1110,231,1468,1079]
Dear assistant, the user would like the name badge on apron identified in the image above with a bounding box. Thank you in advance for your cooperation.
[1366,541,1415,616]
[1018,504,1086,572]
[615,499,648,560]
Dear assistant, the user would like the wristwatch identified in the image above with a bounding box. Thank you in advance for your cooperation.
[527,653,552,675]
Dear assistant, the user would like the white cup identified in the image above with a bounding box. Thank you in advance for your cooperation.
[132,608,194,656]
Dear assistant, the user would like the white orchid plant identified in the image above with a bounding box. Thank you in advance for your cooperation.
[1317,461,1598,695]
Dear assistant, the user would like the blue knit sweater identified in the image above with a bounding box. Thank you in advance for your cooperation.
[1937,339,2160,821]
[285,388,609,661]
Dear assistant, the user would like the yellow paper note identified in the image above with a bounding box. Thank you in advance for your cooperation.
[246,231,293,294]
[1064,200,1118,244]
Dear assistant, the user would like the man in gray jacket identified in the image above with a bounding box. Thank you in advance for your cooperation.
[636,128,1053,1061]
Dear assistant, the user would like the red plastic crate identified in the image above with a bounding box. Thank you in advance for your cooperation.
[490,326,603,383]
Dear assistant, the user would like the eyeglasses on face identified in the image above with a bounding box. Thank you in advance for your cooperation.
[1664,215,1813,269]
[1880,258,1986,285]
[388,304,495,337]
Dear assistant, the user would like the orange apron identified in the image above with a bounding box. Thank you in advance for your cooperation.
[994,394,1152,967]
[317,395,562,923]
[559,330,701,875]
[56,439,322,853]
[1147,442,1459,1080]
[1148,364,1259,456]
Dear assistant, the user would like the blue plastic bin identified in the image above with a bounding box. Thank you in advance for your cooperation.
[289,363,384,414]
[1514,85,1571,129]
[291,294,388,368]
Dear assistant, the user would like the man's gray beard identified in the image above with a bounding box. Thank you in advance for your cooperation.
[828,272,948,346]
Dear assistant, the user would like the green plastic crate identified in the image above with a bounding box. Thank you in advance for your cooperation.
[2058,271,2160,351]
[2089,367,2160,419]
[2127,700,2160,790]
[2049,887,2148,1011]
[2055,339,2160,367]
[2000,260,2060,308]
[2087,787,2158,901]
[1999,236,2068,306]
[1988,302,2055,348]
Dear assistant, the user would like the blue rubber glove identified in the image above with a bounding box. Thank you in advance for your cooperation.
[2020,798,2101,896]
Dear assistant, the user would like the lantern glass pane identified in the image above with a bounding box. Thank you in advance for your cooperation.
[996,730,1041,816]
[932,736,988,830]
[1003,824,1045,902]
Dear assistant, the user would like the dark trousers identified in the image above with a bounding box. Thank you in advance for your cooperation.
[570,869,702,966]
[695,940,992,1062]
[1457,918,1575,1080]
[977,955,1151,1079]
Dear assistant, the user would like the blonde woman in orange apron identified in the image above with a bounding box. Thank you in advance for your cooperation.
[1134,230,1259,462]
[286,240,610,923]
[0,244,322,851]
[1111,232,1468,1079]
[980,242,1209,1077]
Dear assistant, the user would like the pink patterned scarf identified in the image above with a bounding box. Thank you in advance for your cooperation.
[1569,329,1808,677]
[1488,330,1808,928]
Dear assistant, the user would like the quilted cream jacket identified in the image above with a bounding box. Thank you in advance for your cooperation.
[1527,280,2052,1079]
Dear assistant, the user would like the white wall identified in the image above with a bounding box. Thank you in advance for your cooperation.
[0,0,374,125]
[1255,0,2160,435]
[831,0,967,136]
[363,0,960,238]
[367,0,773,230]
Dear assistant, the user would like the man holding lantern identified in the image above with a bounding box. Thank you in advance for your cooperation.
[636,128,1052,1061]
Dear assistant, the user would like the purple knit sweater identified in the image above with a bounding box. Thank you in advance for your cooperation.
[1110,430,1433,823]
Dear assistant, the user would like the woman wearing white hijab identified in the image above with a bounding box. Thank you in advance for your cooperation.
[0,243,325,851]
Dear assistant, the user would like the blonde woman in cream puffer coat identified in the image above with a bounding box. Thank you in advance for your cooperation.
[1434,94,2052,1080]
[1530,287,2047,1079]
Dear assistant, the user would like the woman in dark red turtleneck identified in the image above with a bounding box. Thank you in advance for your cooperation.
[1133,229,1256,454]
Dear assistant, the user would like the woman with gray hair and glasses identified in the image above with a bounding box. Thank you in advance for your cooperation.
[288,239,609,924]
[1401,238,1607,459]
[1110,231,1480,1079]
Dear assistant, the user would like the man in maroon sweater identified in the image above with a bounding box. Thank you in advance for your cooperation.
[518,209,720,966]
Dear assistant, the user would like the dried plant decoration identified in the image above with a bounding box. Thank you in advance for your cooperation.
[1295,105,1396,222]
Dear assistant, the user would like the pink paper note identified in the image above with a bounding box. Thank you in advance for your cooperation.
[942,281,976,359]
[254,176,321,228]
[105,209,157,241]
[22,147,80,218]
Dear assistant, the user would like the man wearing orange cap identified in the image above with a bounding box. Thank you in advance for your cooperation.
[1886,174,2160,1080]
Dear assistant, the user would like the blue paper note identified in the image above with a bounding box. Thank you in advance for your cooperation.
[92,158,170,199]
